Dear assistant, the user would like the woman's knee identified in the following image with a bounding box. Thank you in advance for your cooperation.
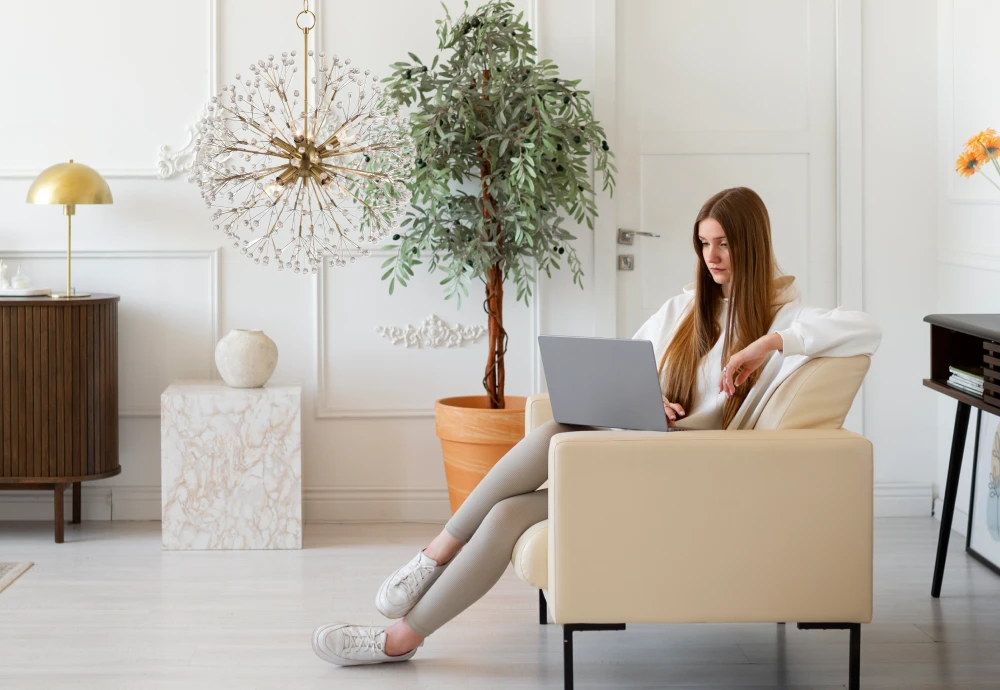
[479,494,546,536]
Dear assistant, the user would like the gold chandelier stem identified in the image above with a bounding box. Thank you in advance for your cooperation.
[303,30,309,137]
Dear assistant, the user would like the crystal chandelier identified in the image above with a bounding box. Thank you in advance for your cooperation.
[191,1,414,273]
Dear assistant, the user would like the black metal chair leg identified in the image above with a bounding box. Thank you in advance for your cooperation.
[932,400,971,597]
[539,589,548,625]
[849,623,861,690]
[798,623,861,689]
[563,624,626,690]
[563,626,574,690]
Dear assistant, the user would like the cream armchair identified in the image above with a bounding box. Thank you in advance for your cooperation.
[510,355,874,690]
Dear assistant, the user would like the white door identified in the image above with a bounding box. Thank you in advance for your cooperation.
[612,0,839,338]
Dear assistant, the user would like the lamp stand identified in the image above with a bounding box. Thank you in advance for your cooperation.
[53,204,89,299]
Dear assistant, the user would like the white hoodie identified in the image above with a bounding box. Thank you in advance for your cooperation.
[630,275,882,430]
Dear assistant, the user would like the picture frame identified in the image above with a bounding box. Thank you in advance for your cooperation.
[967,409,1000,576]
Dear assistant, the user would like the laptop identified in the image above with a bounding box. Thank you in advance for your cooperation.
[537,335,682,432]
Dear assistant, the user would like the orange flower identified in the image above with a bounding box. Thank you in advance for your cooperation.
[980,133,1000,160]
[957,149,983,177]
[965,128,997,149]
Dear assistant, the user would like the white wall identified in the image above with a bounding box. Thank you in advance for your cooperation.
[0,0,955,523]
[0,0,599,522]
[932,0,1000,533]
[862,0,940,515]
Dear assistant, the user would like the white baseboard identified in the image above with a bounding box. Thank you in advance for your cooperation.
[0,486,450,524]
[932,498,970,537]
[0,482,929,523]
[304,488,450,524]
[873,482,934,518]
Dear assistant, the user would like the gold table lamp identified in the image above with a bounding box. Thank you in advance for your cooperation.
[26,160,113,298]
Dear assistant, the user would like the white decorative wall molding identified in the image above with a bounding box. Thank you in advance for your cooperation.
[0,2,218,180]
[305,487,450,524]
[938,249,1000,273]
[314,253,540,419]
[156,0,219,181]
[375,314,487,348]
[874,482,934,518]
[0,481,931,523]
[0,485,449,523]
[158,123,200,181]
[0,249,220,418]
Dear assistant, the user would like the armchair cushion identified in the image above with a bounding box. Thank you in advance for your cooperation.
[512,519,548,589]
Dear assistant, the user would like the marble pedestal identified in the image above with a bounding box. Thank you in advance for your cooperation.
[161,381,302,550]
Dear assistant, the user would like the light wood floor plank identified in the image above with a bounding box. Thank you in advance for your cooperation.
[1,518,999,688]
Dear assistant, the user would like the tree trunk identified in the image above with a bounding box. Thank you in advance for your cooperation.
[483,253,507,409]
[478,67,507,409]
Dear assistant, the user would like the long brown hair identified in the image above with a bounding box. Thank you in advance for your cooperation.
[658,187,793,429]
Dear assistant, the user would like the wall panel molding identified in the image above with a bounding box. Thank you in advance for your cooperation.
[314,248,539,419]
[0,1,218,180]
[938,249,1000,273]
[0,249,219,418]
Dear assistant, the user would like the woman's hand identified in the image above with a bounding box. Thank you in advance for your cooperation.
[719,333,782,397]
[663,400,685,427]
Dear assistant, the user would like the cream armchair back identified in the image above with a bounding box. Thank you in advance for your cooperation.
[512,355,874,690]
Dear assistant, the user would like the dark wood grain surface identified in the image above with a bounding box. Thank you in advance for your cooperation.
[0,295,120,542]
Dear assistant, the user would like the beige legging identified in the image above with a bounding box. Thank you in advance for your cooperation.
[404,419,597,637]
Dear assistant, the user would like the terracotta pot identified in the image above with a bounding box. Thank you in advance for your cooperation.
[435,395,527,514]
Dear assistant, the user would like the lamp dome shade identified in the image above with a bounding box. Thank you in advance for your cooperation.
[26,160,113,205]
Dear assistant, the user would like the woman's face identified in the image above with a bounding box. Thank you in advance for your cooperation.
[698,218,731,287]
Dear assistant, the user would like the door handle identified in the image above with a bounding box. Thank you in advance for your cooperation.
[617,228,661,245]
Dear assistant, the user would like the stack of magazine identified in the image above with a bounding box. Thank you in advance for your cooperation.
[947,365,984,397]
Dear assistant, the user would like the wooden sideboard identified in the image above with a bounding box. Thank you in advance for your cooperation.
[0,294,120,542]
[923,313,1000,596]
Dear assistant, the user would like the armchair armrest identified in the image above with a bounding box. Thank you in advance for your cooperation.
[546,429,873,626]
[526,393,553,434]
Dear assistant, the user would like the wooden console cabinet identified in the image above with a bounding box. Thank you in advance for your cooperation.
[0,294,120,542]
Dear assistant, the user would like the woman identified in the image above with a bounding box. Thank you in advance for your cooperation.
[312,186,882,666]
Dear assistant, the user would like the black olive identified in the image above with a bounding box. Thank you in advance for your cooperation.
[563,96,570,104]
[466,260,474,267]
[417,159,426,168]
[556,144,562,151]
[556,165,564,172]
[392,234,400,240]
[405,69,411,79]
[552,78,558,83]
[574,135,581,143]
[578,185,584,191]
[525,114,532,121]
[471,16,480,27]
[558,247,565,255]
[412,248,419,254]
[364,154,371,162]
[601,140,609,151]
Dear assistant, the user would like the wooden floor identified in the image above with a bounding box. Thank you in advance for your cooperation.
[0,518,999,689]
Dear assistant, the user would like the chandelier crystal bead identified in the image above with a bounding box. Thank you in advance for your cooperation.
[190,1,414,272]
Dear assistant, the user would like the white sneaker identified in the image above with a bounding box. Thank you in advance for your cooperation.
[375,550,447,619]
[312,623,420,666]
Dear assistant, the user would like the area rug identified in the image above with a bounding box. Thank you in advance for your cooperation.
[0,562,33,594]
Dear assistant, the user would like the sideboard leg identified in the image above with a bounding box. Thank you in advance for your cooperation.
[932,400,970,597]
[53,483,65,544]
[72,482,81,524]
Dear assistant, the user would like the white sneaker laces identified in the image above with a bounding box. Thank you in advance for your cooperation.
[393,560,436,598]
[343,626,386,657]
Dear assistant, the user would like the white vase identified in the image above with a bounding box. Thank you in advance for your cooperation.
[215,329,278,388]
